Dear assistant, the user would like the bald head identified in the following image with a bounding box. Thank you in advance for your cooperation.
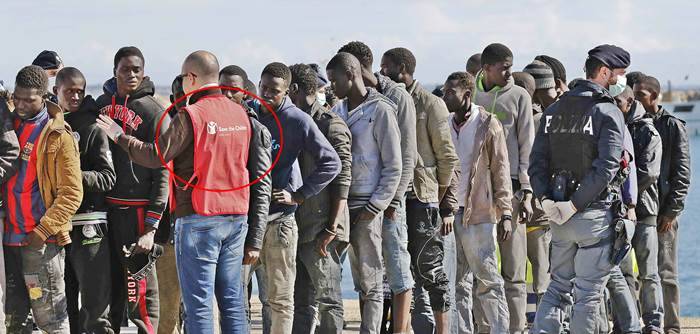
[183,50,220,83]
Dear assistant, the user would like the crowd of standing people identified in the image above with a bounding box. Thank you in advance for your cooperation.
[0,41,691,334]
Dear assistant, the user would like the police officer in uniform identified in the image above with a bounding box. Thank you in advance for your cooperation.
[529,45,631,333]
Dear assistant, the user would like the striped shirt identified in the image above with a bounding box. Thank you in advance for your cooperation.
[4,108,49,246]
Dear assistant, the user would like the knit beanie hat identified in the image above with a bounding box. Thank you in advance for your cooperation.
[523,60,555,90]
[535,55,567,83]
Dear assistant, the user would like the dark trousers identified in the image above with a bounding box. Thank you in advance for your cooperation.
[108,206,160,334]
[292,239,345,334]
[66,223,114,334]
[406,198,450,329]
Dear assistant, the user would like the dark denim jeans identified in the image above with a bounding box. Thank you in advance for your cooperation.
[175,214,248,334]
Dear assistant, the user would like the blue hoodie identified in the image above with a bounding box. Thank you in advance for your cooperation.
[250,97,341,216]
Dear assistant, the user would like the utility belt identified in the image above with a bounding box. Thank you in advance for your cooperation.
[549,169,619,205]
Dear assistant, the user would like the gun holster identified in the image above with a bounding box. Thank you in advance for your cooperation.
[610,201,635,265]
[550,170,579,202]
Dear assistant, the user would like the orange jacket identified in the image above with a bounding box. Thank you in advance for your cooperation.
[33,101,83,246]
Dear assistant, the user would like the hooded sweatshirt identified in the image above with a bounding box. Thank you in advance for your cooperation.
[64,96,116,224]
[375,73,417,207]
[332,88,402,215]
[475,72,534,191]
[250,96,341,217]
[96,77,170,228]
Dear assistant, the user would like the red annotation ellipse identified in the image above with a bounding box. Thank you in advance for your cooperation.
[154,86,283,193]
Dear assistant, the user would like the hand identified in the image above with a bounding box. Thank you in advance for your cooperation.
[272,189,303,205]
[519,192,533,224]
[316,229,336,257]
[384,206,397,220]
[542,200,577,225]
[134,230,155,254]
[23,231,45,249]
[96,114,125,141]
[626,208,637,222]
[657,215,677,233]
[353,208,376,224]
[497,218,512,241]
[243,246,260,265]
[441,215,454,236]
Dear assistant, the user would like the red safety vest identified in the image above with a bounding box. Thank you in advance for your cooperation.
[185,94,251,216]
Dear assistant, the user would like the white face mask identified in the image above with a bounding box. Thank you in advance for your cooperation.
[608,74,627,97]
[48,76,56,93]
[316,92,327,106]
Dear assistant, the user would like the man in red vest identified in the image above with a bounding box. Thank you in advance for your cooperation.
[97,50,264,333]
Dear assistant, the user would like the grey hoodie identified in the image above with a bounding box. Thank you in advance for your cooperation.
[475,73,534,191]
[333,88,403,215]
[375,73,417,207]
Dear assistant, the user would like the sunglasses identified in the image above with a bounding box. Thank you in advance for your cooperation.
[177,72,197,81]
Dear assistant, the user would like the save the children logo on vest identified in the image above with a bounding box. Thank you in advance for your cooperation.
[205,121,247,135]
[207,121,218,134]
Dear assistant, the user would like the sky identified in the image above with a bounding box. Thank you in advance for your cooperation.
[1,0,698,91]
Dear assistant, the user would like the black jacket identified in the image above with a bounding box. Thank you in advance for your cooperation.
[529,80,626,210]
[95,78,171,228]
[0,97,19,185]
[64,96,116,214]
[245,107,272,250]
[649,106,691,219]
[625,101,662,219]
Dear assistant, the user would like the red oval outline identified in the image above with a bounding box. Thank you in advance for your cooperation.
[154,85,283,193]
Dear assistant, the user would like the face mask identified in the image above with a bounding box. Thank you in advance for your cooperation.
[316,92,327,106]
[48,76,56,92]
[608,74,627,97]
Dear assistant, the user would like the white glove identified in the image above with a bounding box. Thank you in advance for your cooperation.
[96,114,125,142]
[541,199,577,225]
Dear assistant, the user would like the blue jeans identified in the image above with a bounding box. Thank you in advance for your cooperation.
[382,201,414,294]
[620,217,664,333]
[608,266,642,333]
[175,214,248,334]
